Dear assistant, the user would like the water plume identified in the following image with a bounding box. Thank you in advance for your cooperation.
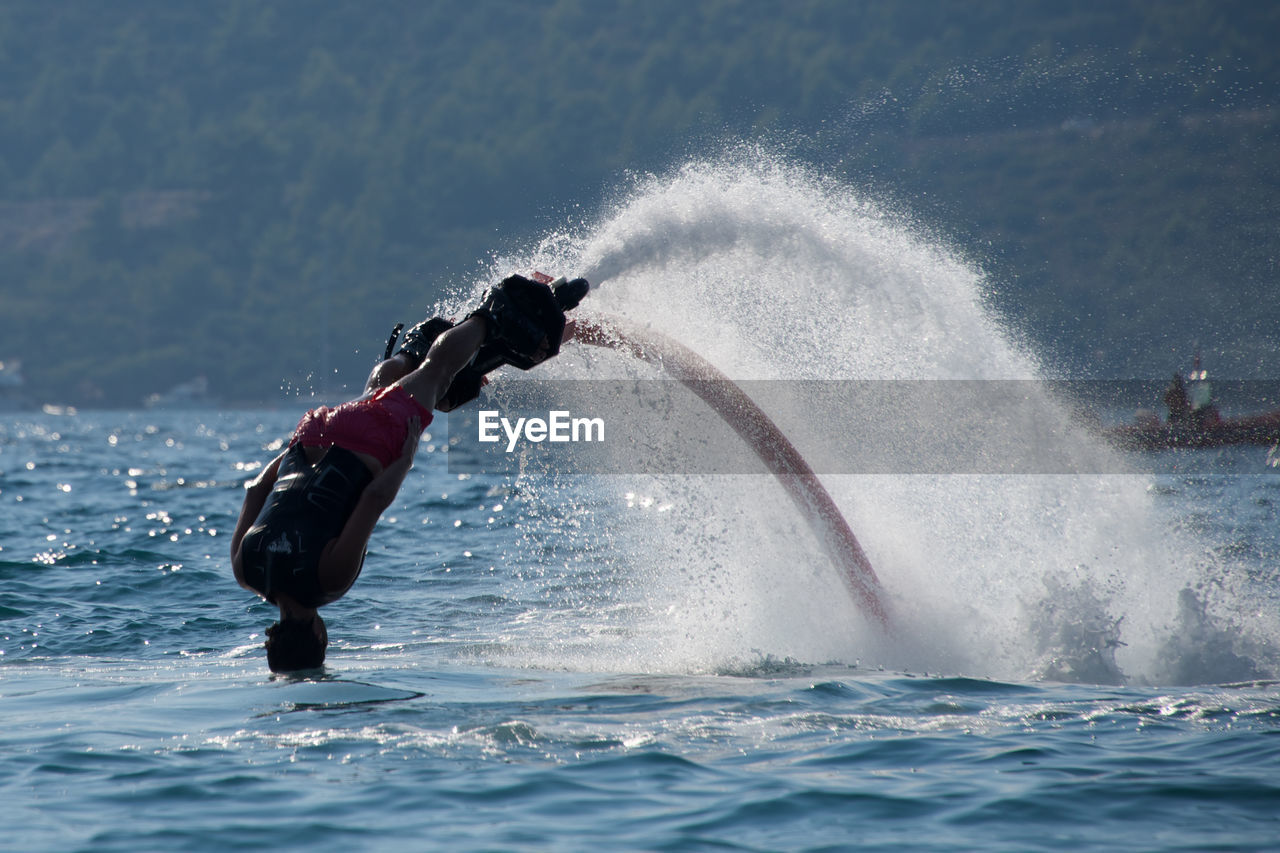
[490,148,1278,685]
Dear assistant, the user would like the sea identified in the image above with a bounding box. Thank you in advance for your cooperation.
[4,155,1279,851]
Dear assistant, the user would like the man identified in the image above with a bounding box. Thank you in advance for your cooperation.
[231,273,586,672]
[1163,372,1192,427]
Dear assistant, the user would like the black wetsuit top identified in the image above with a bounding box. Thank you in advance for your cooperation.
[239,444,374,607]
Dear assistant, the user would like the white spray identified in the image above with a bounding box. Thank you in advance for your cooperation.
[490,148,1277,685]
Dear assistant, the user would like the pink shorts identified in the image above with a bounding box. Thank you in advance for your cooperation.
[291,386,433,469]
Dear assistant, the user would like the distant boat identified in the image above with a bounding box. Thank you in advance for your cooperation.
[1103,408,1280,450]
[143,376,218,410]
[1100,355,1280,450]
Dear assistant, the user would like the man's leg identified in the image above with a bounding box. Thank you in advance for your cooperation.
[394,316,490,411]
[365,354,413,393]
[366,316,457,392]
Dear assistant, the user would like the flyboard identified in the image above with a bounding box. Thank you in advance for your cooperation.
[568,314,892,632]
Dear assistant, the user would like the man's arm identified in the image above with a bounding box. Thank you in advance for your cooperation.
[230,451,284,559]
[229,450,285,587]
[316,423,420,595]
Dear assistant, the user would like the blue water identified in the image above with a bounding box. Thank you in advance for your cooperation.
[5,159,1280,850]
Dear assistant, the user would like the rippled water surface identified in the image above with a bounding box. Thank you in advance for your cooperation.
[7,158,1280,850]
[3,408,1279,852]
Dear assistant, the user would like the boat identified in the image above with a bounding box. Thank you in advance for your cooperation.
[1104,408,1280,450]
[1102,356,1280,450]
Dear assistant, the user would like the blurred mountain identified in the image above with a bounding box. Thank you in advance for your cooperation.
[1,0,1275,405]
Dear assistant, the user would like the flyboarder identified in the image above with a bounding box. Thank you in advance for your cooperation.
[231,274,587,672]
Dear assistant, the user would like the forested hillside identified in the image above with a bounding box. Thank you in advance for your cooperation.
[1,1,1276,405]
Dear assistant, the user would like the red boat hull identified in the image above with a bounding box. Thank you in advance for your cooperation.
[1104,410,1280,450]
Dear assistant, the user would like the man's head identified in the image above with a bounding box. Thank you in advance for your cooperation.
[265,614,328,672]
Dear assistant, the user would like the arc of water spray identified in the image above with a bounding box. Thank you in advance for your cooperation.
[569,313,892,633]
